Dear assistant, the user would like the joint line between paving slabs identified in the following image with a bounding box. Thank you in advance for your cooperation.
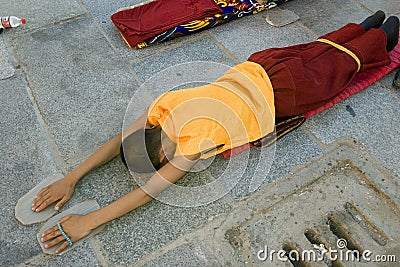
[377,80,400,102]
[351,0,374,14]
[75,1,129,65]
[6,44,68,173]
[206,31,242,65]
[74,0,151,91]
[131,215,228,267]
[295,20,318,40]
[301,124,330,152]
[89,237,112,267]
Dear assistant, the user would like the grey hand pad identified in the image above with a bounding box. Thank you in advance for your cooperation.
[265,7,299,27]
[15,173,64,225]
[37,199,106,255]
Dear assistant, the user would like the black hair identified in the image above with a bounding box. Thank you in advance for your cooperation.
[120,126,169,173]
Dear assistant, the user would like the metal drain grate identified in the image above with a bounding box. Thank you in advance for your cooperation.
[226,160,400,267]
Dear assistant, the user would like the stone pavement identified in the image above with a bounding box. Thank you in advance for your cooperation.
[1,0,399,266]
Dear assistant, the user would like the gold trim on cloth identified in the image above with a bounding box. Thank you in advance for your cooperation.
[317,38,361,72]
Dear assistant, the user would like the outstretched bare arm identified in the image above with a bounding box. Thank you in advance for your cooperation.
[40,153,200,254]
[32,109,149,212]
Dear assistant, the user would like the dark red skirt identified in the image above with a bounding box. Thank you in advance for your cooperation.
[248,23,391,117]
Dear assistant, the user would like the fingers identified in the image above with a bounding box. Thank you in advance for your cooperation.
[32,186,50,209]
[42,225,62,242]
[32,185,62,212]
[34,196,54,212]
[40,221,72,254]
[44,235,65,249]
[32,198,50,212]
[56,241,70,254]
[55,197,68,211]
[32,187,50,210]
[42,231,70,254]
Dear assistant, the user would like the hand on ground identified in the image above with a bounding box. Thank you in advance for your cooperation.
[32,177,75,212]
[40,214,92,254]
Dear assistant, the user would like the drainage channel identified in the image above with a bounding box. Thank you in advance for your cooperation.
[225,160,400,267]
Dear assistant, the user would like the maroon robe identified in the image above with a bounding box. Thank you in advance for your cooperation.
[111,0,222,47]
[248,23,391,117]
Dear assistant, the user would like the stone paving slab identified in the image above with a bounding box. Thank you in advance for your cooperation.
[207,128,323,200]
[80,0,210,60]
[71,157,230,265]
[379,69,400,98]
[97,197,231,266]
[10,17,138,161]
[0,70,57,265]
[73,158,135,208]
[210,11,315,61]
[0,0,84,34]
[356,0,400,15]
[16,242,100,267]
[283,0,371,37]
[261,128,323,182]
[140,242,220,267]
[0,36,15,79]
[127,61,233,114]
[305,83,400,176]
[131,38,235,83]
[205,148,263,202]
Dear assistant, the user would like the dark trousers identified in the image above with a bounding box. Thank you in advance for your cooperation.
[248,23,391,117]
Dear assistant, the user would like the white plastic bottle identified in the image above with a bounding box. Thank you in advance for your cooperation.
[0,16,26,29]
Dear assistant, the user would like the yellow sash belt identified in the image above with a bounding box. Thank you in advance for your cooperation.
[317,38,361,72]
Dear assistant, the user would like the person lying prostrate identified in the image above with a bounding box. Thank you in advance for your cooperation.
[32,11,399,254]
